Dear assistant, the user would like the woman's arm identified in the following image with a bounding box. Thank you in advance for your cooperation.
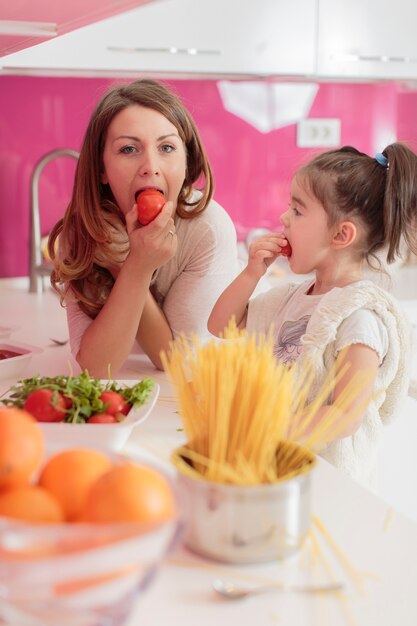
[136,291,173,370]
[76,204,176,377]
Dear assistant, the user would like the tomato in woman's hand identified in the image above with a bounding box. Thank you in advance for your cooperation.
[87,413,119,424]
[281,242,292,257]
[99,391,131,416]
[23,389,67,423]
[136,189,165,225]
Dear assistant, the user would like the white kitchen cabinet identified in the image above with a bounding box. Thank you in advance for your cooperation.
[1,0,317,77]
[4,0,417,80]
[317,0,417,80]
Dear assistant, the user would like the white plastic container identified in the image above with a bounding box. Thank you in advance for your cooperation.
[0,341,42,380]
[39,382,160,453]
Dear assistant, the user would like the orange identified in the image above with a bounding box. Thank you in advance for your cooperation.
[0,407,44,489]
[0,485,64,523]
[38,448,112,521]
[78,462,176,524]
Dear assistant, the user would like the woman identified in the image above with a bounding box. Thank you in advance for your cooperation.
[49,79,239,376]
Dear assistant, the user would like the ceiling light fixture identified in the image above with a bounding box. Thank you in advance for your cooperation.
[0,20,57,37]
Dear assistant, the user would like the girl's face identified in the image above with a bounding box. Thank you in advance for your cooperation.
[101,105,187,215]
[280,175,334,274]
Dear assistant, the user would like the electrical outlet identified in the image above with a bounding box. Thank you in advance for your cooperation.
[297,118,341,148]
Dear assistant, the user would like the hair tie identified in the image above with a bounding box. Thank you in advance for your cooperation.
[375,152,389,169]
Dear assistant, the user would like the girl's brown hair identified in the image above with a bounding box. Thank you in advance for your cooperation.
[49,79,214,316]
[297,142,417,265]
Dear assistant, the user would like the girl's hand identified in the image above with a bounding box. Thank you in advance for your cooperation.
[125,201,177,273]
[247,232,289,278]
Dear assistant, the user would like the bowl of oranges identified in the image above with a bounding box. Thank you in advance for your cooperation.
[0,406,182,626]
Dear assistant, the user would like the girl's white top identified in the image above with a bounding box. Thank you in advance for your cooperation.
[247,279,411,491]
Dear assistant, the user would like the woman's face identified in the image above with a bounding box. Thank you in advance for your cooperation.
[101,104,187,215]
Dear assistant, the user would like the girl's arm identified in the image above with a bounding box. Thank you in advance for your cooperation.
[294,343,379,442]
[208,232,288,336]
[76,204,176,377]
[331,344,379,436]
[207,268,259,335]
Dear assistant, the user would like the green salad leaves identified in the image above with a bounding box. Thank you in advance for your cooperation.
[2,371,154,424]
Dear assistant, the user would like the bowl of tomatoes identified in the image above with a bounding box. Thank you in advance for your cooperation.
[1,372,159,453]
[0,407,182,626]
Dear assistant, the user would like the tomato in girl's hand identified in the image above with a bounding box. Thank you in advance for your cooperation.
[23,389,66,423]
[87,413,119,424]
[136,189,165,225]
[99,391,131,416]
[281,242,292,257]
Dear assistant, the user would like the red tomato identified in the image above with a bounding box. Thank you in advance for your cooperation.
[63,394,73,409]
[136,189,165,225]
[87,414,118,424]
[119,402,131,416]
[99,391,131,416]
[23,389,66,423]
[281,242,292,257]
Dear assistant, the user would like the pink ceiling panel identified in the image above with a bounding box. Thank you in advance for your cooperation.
[1,0,153,56]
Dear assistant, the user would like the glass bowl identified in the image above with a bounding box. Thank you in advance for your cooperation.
[0,468,182,626]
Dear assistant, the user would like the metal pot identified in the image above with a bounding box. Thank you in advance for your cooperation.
[173,444,316,564]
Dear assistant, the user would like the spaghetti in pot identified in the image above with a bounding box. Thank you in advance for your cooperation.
[161,321,373,485]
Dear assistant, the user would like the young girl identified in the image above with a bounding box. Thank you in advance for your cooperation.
[209,143,417,490]
[49,79,239,377]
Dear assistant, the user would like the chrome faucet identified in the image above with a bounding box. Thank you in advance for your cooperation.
[29,148,79,293]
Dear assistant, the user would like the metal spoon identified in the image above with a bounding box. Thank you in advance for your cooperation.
[212,578,344,600]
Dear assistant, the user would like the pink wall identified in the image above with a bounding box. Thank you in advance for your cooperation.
[0,76,415,278]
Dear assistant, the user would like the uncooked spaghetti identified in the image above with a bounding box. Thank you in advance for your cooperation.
[161,320,373,485]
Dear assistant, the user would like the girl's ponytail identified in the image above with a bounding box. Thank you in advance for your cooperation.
[382,143,417,263]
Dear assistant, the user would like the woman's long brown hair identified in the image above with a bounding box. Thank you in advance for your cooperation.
[49,79,214,317]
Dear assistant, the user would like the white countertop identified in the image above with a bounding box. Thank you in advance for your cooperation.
[127,360,417,626]
[134,464,417,626]
[1,279,417,625]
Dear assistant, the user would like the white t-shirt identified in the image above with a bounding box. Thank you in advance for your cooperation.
[66,197,239,359]
[247,279,389,366]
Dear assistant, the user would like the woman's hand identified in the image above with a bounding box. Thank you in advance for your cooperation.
[77,201,177,376]
[125,201,177,274]
[247,232,289,279]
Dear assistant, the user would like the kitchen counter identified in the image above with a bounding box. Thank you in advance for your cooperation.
[1,278,417,625]
[126,359,417,626]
